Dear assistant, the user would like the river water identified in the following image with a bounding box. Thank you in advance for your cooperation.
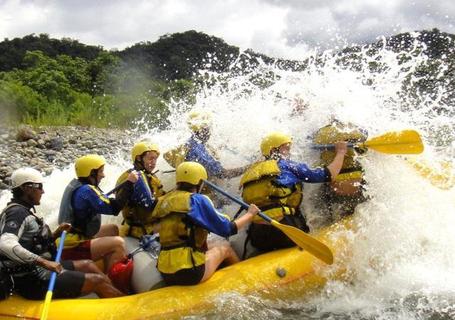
[1,34,455,319]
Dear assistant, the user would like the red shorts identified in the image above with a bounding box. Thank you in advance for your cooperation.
[61,240,92,260]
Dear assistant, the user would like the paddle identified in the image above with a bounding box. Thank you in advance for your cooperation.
[312,129,424,154]
[40,230,67,320]
[202,179,334,265]
[106,170,161,196]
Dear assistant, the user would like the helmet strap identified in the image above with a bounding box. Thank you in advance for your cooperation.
[134,157,146,172]
[89,170,99,187]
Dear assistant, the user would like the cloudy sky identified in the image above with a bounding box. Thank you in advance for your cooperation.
[1,0,454,59]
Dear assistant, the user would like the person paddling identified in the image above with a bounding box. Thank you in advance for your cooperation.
[239,132,347,253]
[312,120,368,223]
[151,161,259,286]
[0,168,123,299]
[116,141,166,238]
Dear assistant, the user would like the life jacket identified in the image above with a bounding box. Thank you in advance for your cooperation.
[0,203,55,263]
[60,180,103,239]
[57,179,89,247]
[117,169,165,238]
[163,144,188,168]
[313,121,368,182]
[240,160,303,223]
[58,178,82,226]
[151,190,207,274]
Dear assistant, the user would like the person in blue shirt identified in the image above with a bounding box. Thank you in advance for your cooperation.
[116,141,166,238]
[185,110,248,179]
[152,161,259,286]
[182,110,250,209]
[58,154,138,275]
[239,132,347,252]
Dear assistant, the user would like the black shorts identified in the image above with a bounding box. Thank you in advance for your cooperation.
[13,260,85,300]
[249,214,309,252]
[161,264,205,286]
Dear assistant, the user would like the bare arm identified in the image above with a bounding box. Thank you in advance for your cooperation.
[234,204,260,230]
[326,141,348,180]
[221,164,250,179]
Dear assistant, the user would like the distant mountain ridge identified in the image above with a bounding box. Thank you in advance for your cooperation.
[1,29,454,79]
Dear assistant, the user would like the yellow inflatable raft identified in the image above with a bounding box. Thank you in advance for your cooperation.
[0,157,448,320]
[0,218,352,320]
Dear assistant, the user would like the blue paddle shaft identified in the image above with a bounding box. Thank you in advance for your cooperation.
[48,231,67,291]
[202,180,272,223]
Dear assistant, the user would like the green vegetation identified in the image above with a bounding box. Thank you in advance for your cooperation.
[0,29,453,128]
[0,32,226,128]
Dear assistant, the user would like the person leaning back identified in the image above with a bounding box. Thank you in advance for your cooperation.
[240,132,347,253]
[0,168,123,300]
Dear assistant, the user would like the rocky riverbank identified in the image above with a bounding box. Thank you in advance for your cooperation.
[0,125,138,189]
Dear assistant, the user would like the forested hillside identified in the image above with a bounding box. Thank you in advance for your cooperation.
[0,29,453,128]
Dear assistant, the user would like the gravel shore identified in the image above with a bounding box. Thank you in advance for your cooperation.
[0,125,138,189]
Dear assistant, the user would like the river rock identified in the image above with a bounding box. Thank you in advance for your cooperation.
[0,126,140,190]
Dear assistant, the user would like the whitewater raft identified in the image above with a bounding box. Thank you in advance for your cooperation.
[0,158,449,320]
[0,217,352,320]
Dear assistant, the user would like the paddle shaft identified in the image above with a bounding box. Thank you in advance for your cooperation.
[40,230,67,320]
[202,180,272,223]
[313,142,357,150]
[106,169,160,196]
[202,179,334,264]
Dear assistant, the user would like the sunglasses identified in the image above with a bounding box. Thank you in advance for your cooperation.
[24,183,43,190]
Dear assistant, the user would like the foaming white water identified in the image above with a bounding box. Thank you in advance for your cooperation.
[2,34,455,318]
[306,154,455,319]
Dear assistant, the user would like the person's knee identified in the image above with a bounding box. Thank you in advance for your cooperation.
[104,224,119,236]
[109,224,120,235]
[86,273,108,287]
[79,259,96,270]
[217,243,235,258]
[98,224,120,237]
[112,236,125,249]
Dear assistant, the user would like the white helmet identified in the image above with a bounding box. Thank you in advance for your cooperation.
[11,167,44,189]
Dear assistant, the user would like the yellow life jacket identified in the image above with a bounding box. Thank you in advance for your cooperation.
[152,190,207,274]
[313,121,367,182]
[55,233,88,249]
[240,160,302,223]
[117,169,165,238]
[163,144,188,169]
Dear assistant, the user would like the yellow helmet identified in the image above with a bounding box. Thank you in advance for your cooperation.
[75,154,106,178]
[187,110,212,132]
[260,132,292,156]
[131,141,160,162]
[176,161,208,185]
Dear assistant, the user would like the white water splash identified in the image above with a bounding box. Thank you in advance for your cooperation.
[2,33,455,319]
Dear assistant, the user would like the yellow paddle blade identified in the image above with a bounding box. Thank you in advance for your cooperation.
[362,130,424,154]
[271,220,334,265]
